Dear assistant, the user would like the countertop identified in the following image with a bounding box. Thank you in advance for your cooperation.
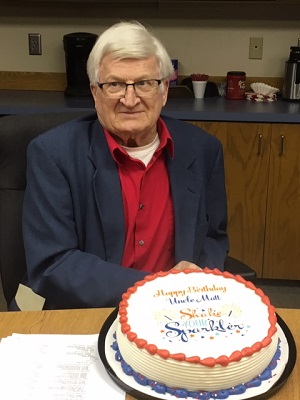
[1,90,300,123]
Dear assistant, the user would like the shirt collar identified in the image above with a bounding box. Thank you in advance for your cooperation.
[103,117,174,165]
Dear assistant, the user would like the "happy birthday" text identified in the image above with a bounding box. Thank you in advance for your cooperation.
[153,285,227,298]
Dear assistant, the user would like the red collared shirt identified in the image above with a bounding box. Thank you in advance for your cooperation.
[104,118,175,272]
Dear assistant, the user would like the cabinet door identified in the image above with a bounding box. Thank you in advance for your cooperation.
[192,121,271,277]
[263,124,300,279]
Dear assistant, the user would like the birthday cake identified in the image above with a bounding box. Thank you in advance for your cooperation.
[115,268,279,398]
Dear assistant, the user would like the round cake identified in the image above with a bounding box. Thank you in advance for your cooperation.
[116,268,278,396]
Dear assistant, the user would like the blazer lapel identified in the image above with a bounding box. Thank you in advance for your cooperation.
[88,122,125,264]
[166,141,202,264]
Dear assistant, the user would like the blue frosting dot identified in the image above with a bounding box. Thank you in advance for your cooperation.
[171,389,189,398]
[211,390,230,399]
[120,359,133,376]
[228,385,246,395]
[111,340,118,351]
[190,392,211,400]
[133,372,149,386]
[259,369,272,381]
[245,378,262,388]
[115,350,122,362]
[150,382,167,394]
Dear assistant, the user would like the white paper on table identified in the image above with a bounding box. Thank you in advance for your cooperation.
[0,333,125,400]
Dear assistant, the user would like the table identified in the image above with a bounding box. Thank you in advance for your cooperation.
[0,307,298,400]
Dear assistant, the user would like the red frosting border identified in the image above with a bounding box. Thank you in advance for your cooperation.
[118,268,277,367]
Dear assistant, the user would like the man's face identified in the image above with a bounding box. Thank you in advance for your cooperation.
[90,55,169,146]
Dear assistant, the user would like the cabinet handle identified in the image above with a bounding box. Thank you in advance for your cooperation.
[279,134,285,156]
[257,133,263,155]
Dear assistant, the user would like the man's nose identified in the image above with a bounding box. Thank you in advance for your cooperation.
[120,86,141,106]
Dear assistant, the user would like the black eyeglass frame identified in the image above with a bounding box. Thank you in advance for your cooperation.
[96,79,162,95]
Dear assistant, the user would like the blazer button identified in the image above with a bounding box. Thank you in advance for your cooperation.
[138,240,145,246]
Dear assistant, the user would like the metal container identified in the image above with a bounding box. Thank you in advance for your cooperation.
[282,41,300,102]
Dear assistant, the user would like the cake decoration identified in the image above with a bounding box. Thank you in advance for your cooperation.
[115,268,279,395]
[111,334,282,399]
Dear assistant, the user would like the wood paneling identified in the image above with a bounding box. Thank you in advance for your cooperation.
[0,71,66,91]
[0,71,283,93]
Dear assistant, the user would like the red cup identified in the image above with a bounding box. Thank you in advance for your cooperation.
[226,71,246,100]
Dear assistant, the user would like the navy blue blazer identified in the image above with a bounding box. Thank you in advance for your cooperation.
[22,113,229,309]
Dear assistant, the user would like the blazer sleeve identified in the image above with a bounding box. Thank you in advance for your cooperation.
[22,135,147,310]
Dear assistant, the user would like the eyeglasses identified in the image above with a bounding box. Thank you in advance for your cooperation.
[96,79,162,98]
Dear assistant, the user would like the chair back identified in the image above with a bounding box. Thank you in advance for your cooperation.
[0,111,91,306]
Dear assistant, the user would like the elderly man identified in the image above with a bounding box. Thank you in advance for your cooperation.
[18,21,228,310]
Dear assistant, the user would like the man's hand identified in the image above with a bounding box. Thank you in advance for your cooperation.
[172,261,202,271]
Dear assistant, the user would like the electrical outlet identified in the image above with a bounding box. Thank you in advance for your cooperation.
[249,37,263,59]
[28,33,42,55]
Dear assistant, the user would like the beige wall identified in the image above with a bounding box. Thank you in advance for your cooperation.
[0,3,299,79]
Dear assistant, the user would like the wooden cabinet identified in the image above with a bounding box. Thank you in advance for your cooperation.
[264,124,300,279]
[189,121,300,280]
[190,121,271,277]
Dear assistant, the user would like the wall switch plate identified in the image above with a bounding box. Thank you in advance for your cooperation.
[28,33,42,55]
[249,37,263,59]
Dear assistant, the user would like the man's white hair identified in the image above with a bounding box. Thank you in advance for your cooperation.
[87,21,174,84]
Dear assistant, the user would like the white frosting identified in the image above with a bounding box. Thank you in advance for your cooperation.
[117,269,278,392]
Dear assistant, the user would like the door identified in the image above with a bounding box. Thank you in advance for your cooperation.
[192,121,271,277]
[263,124,300,279]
